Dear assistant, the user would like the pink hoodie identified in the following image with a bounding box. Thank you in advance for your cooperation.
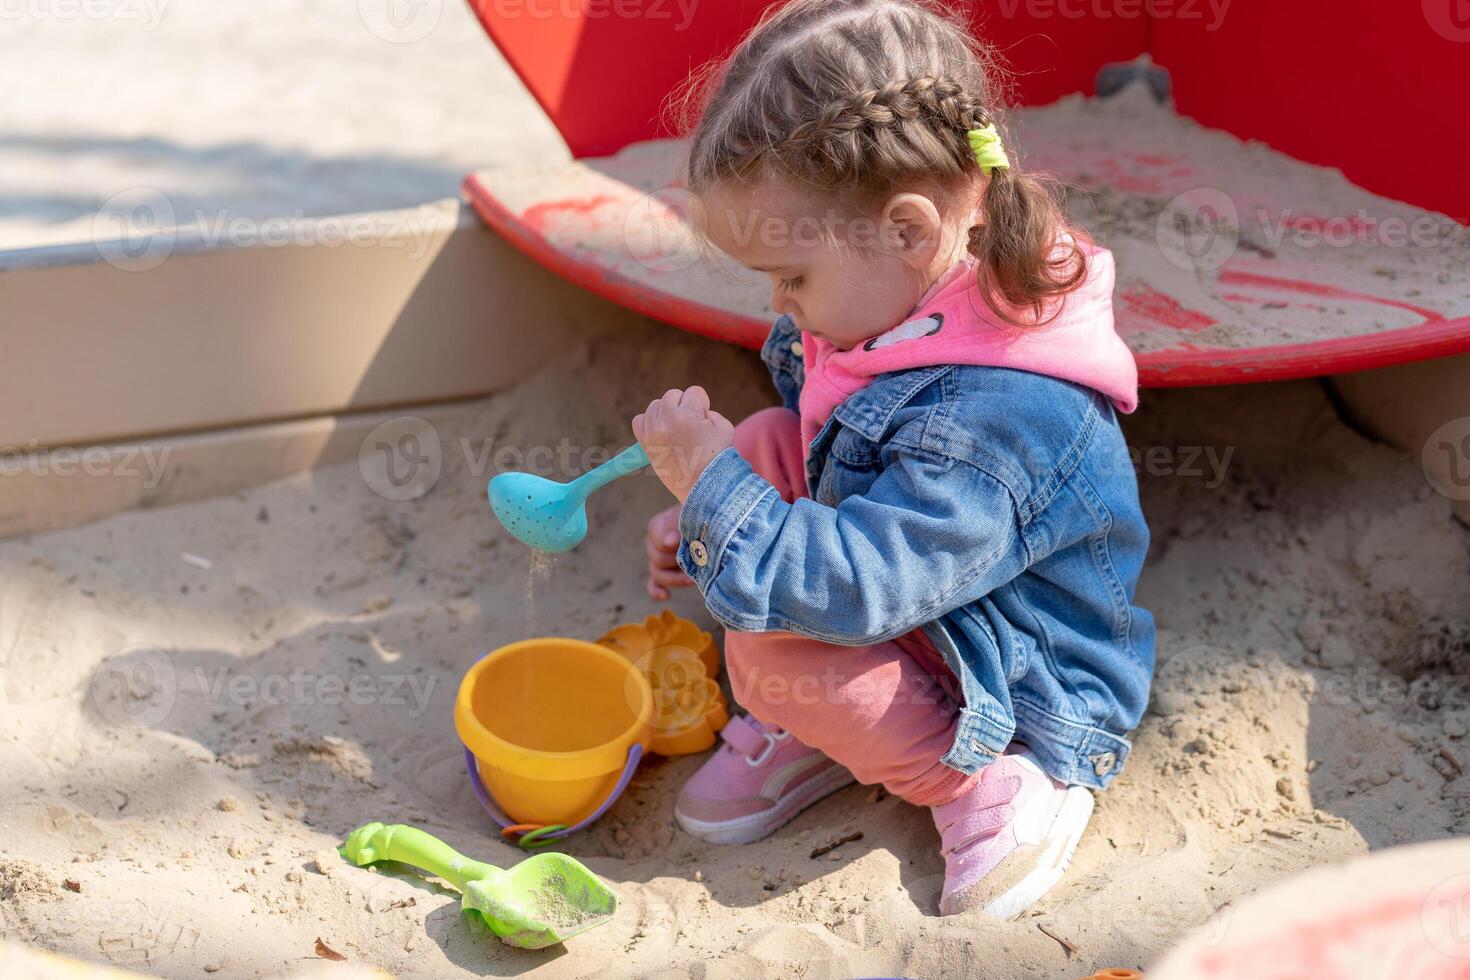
[797,242,1138,452]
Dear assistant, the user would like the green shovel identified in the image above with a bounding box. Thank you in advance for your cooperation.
[341,822,617,950]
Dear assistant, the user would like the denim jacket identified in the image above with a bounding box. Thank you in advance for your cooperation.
[677,315,1155,790]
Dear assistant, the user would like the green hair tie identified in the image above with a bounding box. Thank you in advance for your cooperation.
[967,124,1010,176]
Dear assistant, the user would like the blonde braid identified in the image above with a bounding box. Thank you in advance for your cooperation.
[680,0,1085,327]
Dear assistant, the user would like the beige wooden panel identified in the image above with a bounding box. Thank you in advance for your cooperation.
[0,407,465,539]
[0,201,627,450]
[1330,352,1470,525]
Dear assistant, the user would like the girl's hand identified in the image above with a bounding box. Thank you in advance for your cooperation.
[645,504,692,600]
[632,386,735,502]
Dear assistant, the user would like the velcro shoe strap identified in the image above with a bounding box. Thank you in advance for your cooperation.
[720,714,771,760]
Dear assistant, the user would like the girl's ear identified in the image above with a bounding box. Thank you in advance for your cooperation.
[879,193,944,270]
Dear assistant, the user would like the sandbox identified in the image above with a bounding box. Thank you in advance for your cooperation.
[3,319,1470,977]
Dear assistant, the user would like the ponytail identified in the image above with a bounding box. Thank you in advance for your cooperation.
[968,167,1088,327]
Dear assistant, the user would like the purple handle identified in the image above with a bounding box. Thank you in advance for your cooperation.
[462,742,644,846]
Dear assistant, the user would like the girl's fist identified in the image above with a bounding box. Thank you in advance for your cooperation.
[632,386,734,502]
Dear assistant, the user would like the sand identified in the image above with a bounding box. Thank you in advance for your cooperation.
[2,319,1469,978]
[0,0,565,251]
[1026,86,1470,354]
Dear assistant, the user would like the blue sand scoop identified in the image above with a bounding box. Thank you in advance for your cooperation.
[488,443,650,552]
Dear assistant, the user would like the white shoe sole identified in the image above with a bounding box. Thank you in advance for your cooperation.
[983,785,1095,921]
[674,764,857,845]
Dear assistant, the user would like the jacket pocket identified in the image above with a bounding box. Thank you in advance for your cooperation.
[813,426,882,506]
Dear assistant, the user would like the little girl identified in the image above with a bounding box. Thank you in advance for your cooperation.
[632,0,1153,919]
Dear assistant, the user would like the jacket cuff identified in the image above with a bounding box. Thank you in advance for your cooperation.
[676,447,773,587]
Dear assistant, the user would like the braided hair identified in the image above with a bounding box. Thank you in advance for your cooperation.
[678,0,1086,326]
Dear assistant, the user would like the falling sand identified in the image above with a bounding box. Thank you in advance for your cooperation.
[524,549,557,634]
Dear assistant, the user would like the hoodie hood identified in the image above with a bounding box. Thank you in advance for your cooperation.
[798,242,1138,451]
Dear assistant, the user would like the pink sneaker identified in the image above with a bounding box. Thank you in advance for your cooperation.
[675,715,856,845]
[932,747,1095,919]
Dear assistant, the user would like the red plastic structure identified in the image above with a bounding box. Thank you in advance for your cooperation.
[463,1,1470,386]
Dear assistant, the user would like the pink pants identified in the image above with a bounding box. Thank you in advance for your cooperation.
[724,407,981,808]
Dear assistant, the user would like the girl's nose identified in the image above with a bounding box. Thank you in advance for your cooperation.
[770,288,797,317]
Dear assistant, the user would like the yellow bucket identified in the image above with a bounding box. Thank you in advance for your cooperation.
[455,638,654,828]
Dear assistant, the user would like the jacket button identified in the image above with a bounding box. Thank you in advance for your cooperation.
[1092,752,1117,776]
[790,340,804,357]
[688,539,709,567]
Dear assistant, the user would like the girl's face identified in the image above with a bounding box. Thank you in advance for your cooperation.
[695,176,972,350]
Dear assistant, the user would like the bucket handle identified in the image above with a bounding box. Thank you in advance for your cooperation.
[462,742,645,849]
